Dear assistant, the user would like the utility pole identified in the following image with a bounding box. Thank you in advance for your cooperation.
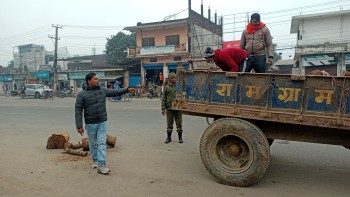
[49,25,62,93]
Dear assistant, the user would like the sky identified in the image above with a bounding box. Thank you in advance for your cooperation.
[0,0,350,67]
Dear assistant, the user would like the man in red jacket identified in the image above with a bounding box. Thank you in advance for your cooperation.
[204,47,248,72]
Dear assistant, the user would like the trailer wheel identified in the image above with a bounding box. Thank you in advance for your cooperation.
[200,118,270,187]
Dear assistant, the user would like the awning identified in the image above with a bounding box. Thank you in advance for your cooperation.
[142,63,163,70]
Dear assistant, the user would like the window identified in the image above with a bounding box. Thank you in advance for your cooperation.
[174,56,182,61]
[166,35,179,46]
[142,37,155,47]
[345,53,350,71]
[150,57,157,62]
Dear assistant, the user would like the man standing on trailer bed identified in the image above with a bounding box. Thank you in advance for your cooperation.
[240,13,274,73]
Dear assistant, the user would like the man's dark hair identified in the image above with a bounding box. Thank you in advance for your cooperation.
[251,13,261,22]
[85,72,96,84]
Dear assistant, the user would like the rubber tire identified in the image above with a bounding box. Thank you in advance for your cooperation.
[199,118,270,187]
[34,92,40,99]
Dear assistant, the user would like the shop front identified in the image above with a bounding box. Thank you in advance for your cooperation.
[69,71,105,93]
[34,71,51,85]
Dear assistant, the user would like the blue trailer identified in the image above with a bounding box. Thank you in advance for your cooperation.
[172,68,350,187]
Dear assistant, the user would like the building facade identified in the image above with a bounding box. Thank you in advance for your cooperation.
[124,9,222,86]
[291,10,350,76]
[13,44,53,72]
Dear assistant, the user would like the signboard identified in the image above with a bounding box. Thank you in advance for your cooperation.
[34,71,49,79]
[0,75,12,82]
[69,72,105,80]
[140,45,175,55]
[223,40,241,50]
[57,74,68,80]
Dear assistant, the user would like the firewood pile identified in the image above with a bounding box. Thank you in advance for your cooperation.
[46,131,117,157]
[307,69,331,76]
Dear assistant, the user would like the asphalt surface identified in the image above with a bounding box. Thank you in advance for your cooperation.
[0,96,349,197]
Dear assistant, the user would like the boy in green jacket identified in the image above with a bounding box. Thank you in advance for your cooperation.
[161,72,183,144]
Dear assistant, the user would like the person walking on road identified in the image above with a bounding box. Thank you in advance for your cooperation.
[240,13,274,73]
[75,72,136,174]
[161,72,183,144]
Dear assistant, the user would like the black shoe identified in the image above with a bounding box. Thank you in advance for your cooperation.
[164,132,172,144]
[178,132,183,144]
[164,137,172,144]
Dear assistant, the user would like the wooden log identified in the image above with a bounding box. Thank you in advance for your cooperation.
[64,148,88,156]
[81,134,117,151]
[46,132,70,149]
[64,142,83,150]
[82,138,89,151]
[106,134,117,148]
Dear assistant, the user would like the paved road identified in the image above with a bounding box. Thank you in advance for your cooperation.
[0,96,349,197]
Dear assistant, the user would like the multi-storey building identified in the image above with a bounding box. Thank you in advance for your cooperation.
[13,44,53,72]
[290,10,350,76]
[124,7,222,86]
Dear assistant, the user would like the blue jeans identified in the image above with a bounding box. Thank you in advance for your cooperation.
[85,121,107,167]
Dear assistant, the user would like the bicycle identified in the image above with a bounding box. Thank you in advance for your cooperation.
[107,92,132,102]
[41,91,55,100]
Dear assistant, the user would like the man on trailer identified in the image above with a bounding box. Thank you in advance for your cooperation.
[203,47,248,72]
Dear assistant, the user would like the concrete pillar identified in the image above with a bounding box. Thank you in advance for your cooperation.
[124,69,130,87]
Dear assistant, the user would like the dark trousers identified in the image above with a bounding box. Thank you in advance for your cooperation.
[166,109,183,133]
[244,55,267,73]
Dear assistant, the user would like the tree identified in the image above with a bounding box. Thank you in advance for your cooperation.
[272,44,282,61]
[105,31,136,65]
[7,60,14,69]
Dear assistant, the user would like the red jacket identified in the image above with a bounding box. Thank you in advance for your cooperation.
[213,48,248,72]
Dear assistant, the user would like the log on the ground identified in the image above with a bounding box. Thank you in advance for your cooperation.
[64,142,83,150]
[81,134,117,151]
[46,132,70,149]
[64,148,88,156]
[107,134,117,148]
[82,138,89,151]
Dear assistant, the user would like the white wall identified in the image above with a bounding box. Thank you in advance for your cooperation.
[298,15,350,46]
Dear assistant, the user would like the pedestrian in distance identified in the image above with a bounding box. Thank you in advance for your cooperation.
[203,47,248,72]
[159,72,163,86]
[240,13,274,73]
[75,72,136,174]
[161,72,183,144]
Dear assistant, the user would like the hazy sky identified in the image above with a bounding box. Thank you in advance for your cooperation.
[0,0,349,66]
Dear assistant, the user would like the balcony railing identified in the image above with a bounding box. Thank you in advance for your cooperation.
[127,44,186,58]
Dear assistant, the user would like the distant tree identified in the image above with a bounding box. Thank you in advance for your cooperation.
[7,60,14,69]
[105,32,136,65]
[272,44,282,61]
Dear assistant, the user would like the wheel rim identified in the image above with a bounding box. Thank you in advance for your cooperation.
[213,135,254,174]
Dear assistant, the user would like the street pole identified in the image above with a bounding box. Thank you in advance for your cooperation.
[49,25,62,93]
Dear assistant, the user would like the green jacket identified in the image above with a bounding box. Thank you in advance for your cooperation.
[161,83,176,110]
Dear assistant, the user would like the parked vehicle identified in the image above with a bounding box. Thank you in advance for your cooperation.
[58,89,74,98]
[24,84,52,99]
[172,67,350,187]
[107,92,132,102]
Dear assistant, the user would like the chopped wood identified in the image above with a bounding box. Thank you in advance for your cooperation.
[46,132,70,149]
[106,134,117,148]
[64,142,83,150]
[64,148,88,156]
[81,134,117,151]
